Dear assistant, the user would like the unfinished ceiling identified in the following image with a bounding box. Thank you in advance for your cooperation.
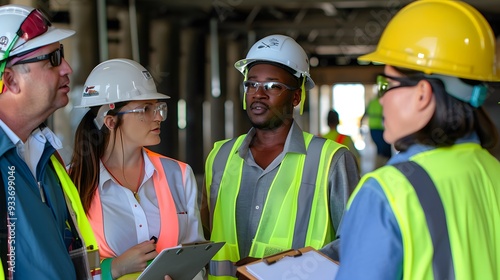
[128,0,500,66]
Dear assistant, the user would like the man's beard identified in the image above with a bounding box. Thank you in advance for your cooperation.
[249,106,293,130]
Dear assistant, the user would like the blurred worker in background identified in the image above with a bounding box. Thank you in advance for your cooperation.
[364,95,392,168]
[321,109,361,168]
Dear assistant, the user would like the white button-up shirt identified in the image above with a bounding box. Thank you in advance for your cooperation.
[98,151,160,256]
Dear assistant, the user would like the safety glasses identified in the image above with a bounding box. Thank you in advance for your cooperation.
[14,44,64,67]
[117,102,168,122]
[243,80,298,96]
[376,74,421,98]
[1,9,52,92]
[1,9,51,61]
[17,9,52,43]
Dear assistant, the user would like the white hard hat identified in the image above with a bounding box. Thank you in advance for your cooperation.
[0,4,75,59]
[76,58,170,108]
[234,34,315,90]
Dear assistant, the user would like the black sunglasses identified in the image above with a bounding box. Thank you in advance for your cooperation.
[14,44,64,67]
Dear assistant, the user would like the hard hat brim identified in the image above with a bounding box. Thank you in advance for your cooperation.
[234,58,315,90]
[358,50,500,82]
[74,92,170,109]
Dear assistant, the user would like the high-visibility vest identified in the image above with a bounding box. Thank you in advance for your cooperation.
[349,143,500,279]
[321,129,348,145]
[366,98,384,130]
[51,155,101,278]
[205,132,342,279]
[88,149,189,279]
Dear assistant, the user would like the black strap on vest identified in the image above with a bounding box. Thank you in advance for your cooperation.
[1,175,8,276]
[393,161,455,280]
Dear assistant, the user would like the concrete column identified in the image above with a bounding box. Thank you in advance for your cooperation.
[178,27,205,174]
[226,36,250,138]
[115,6,133,59]
[206,19,226,148]
[148,18,180,161]
[68,0,99,85]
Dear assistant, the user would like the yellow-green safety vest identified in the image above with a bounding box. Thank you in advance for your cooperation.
[366,98,384,130]
[349,143,500,279]
[206,132,342,279]
[51,156,101,277]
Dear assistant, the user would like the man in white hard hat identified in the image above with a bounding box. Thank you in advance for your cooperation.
[0,4,98,279]
[202,34,360,279]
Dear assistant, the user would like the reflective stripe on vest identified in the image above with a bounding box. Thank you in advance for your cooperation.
[394,161,454,280]
[87,149,184,258]
[207,132,341,278]
[50,156,99,251]
[50,156,100,278]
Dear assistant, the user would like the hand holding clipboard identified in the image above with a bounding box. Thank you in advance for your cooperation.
[137,241,225,280]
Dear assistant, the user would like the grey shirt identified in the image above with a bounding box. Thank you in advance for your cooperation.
[235,121,359,258]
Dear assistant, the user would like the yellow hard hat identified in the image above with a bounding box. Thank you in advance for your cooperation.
[358,0,500,82]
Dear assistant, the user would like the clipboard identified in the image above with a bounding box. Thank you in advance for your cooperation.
[137,241,225,280]
[236,247,339,280]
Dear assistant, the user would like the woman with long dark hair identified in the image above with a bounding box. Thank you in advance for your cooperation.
[70,59,205,279]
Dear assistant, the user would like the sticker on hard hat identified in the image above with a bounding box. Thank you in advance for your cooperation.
[257,37,280,49]
[0,36,9,51]
[83,85,99,97]
[142,70,152,80]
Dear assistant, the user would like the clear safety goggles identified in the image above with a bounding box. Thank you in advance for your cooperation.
[117,102,168,122]
[243,80,298,96]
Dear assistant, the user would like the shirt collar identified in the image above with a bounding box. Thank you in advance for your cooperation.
[0,119,22,147]
[0,119,63,149]
[237,120,307,158]
[387,132,481,165]
[99,149,157,191]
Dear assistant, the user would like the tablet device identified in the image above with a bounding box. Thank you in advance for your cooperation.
[137,241,225,280]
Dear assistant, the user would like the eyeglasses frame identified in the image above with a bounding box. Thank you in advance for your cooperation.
[116,102,168,122]
[14,44,64,67]
[243,80,298,96]
[376,74,422,98]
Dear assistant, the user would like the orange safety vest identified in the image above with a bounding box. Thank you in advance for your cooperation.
[87,149,187,258]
